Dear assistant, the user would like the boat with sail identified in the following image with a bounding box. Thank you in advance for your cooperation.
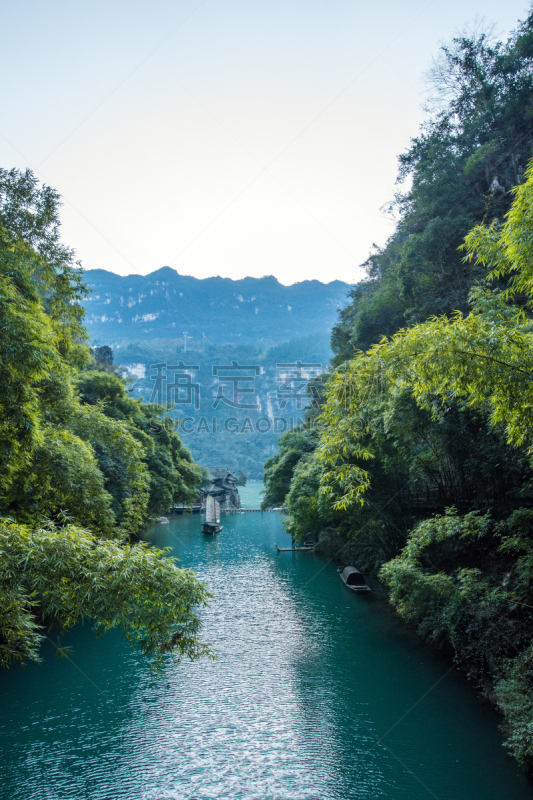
[203,494,223,534]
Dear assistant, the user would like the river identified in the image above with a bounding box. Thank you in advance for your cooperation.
[1,481,532,800]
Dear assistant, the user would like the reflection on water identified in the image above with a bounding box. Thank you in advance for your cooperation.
[238,480,265,508]
[0,506,532,800]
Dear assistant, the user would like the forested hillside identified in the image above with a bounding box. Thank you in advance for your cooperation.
[263,14,533,771]
[0,169,210,669]
[114,332,332,478]
[83,267,350,348]
[332,20,533,358]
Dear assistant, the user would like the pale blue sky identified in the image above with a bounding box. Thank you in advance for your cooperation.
[0,0,530,284]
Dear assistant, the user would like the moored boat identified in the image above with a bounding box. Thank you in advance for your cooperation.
[275,544,314,552]
[339,566,370,592]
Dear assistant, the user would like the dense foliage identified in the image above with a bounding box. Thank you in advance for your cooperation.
[0,168,209,668]
[0,520,210,670]
[332,15,533,360]
[264,13,533,771]
[113,332,333,478]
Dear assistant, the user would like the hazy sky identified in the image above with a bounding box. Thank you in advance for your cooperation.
[1,0,530,284]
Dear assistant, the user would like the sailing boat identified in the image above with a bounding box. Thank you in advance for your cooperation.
[202,494,223,535]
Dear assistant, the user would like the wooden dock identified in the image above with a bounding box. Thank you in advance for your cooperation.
[171,506,276,514]
[171,503,202,514]
[226,508,268,513]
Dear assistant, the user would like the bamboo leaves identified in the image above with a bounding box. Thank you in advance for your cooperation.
[0,520,212,670]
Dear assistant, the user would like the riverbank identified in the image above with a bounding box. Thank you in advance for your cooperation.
[1,509,532,799]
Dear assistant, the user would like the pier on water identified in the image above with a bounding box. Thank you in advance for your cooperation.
[170,504,270,514]
[170,471,278,515]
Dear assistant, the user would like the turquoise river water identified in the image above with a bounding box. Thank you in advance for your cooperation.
[1,481,532,800]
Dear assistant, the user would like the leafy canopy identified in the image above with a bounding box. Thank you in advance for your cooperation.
[0,168,207,668]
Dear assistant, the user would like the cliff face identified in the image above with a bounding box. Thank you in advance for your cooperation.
[81,266,352,347]
[201,469,241,510]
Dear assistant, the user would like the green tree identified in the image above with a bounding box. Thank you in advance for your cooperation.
[0,519,211,670]
[0,169,207,667]
[262,427,318,510]
[331,15,533,364]
[75,370,202,517]
[269,12,533,771]
[311,157,533,769]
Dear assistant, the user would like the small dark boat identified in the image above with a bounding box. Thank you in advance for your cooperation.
[203,522,223,535]
[339,566,370,592]
[275,544,314,552]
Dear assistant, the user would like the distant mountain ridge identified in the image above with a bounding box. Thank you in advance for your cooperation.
[82,266,352,347]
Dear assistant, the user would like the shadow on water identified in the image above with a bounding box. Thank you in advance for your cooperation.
[270,549,532,799]
[0,505,532,800]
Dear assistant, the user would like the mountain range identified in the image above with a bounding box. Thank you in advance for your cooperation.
[82,267,352,348]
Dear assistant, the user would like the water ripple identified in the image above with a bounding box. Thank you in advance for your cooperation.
[0,510,532,800]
